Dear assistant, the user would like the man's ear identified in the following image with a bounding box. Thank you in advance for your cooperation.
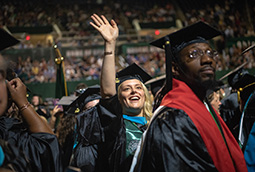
[172,62,179,76]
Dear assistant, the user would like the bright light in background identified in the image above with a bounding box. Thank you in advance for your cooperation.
[155,30,160,35]
[26,35,31,41]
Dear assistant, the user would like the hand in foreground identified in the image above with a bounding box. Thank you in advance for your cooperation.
[6,78,28,108]
[52,105,63,116]
[90,14,119,43]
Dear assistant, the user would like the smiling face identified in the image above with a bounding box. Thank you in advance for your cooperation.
[118,79,145,117]
[176,42,216,90]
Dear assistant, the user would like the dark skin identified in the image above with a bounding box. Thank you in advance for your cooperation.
[173,42,216,101]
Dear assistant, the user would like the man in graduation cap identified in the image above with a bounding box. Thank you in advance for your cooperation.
[130,21,247,172]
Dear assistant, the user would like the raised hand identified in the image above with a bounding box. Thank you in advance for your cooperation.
[90,14,119,43]
[6,78,28,108]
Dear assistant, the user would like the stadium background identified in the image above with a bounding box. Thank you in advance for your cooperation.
[1,0,255,99]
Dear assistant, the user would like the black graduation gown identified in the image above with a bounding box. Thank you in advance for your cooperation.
[133,79,247,172]
[0,116,62,172]
[71,105,102,172]
[72,95,146,172]
[220,92,242,140]
[0,139,31,171]
[133,107,217,172]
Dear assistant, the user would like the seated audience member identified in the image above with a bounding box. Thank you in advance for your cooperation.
[31,94,49,120]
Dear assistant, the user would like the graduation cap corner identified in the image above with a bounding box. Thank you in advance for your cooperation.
[0,28,20,51]
[150,21,222,50]
[65,85,101,114]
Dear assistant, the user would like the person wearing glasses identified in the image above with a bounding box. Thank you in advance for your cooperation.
[131,22,247,172]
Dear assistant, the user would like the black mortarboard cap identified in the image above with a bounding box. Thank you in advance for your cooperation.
[0,28,20,51]
[58,95,77,111]
[150,21,222,92]
[234,74,255,103]
[227,68,249,89]
[219,60,249,82]
[145,74,166,97]
[116,63,152,88]
[235,74,255,90]
[66,85,101,114]
[150,21,221,51]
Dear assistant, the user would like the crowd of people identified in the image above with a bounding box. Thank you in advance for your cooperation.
[0,0,255,84]
[3,41,255,85]
[1,0,255,38]
[1,0,255,171]
[1,11,255,171]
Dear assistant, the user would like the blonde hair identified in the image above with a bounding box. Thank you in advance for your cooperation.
[118,80,153,122]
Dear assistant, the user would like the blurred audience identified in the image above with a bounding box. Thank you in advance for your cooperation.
[1,0,255,84]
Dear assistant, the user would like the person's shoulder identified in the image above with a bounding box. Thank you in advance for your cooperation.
[148,106,191,130]
[152,106,188,122]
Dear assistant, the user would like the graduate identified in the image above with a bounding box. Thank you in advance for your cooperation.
[231,73,255,171]
[0,28,62,171]
[56,85,101,171]
[81,13,154,172]
[220,68,249,140]
[131,21,247,172]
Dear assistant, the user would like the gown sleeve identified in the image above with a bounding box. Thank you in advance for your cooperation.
[0,139,31,172]
[74,95,122,145]
[134,107,217,172]
[0,117,62,172]
[72,95,124,172]
[71,105,102,172]
[14,132,62,172]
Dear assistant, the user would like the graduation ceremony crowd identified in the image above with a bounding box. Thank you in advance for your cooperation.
[1,0,255,172]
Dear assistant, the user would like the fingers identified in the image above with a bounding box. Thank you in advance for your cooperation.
[5,80,12,91]
[110,19,118,29]
[91,14,103,27]
[90,22,99,30]
[101,15,110,25]
[90,14,112,28]
[9,78,24,90]
[6,78,26,96]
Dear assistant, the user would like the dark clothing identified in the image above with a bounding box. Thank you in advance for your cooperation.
[0,116,62,172]
[0,139,31,171]
[72,95,147,172]
[133,79,247,172]
[244,122,255,171]
[71,105,102,172]
[220,92,242,140]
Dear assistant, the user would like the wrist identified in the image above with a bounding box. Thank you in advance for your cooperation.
[105,41,116,50]
[15,98,29,108]
[19,102,31,113]
[104,51,113,56]
[105,39,117,45]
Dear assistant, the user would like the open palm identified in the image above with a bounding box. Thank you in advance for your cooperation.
[90,14,119,43]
